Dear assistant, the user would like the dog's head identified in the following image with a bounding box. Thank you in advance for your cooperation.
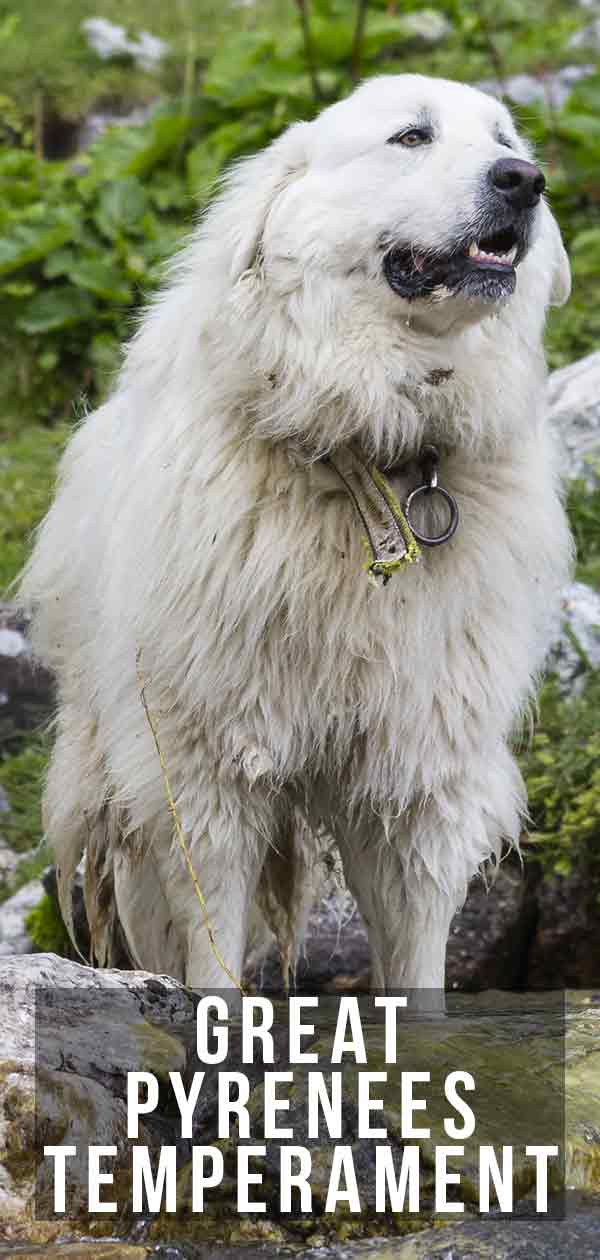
[221,74,569,333]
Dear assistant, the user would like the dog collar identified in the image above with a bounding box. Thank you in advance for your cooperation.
[327,443,459,586]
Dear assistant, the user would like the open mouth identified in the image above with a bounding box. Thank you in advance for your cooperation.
[465,225,518,270]
[383,220,527,302]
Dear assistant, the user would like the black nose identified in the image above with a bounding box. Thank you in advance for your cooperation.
[489,157,546,210]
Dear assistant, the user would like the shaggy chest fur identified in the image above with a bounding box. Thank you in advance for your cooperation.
[185,421,566,814]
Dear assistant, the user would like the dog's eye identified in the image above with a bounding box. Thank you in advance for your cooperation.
[497,133,514,150]
[388,127,433,148]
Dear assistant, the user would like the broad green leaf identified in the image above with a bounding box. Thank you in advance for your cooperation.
[0,214,76,276]
[1,280,34,297]
[186,143,224,199]
[203,31,275,99]
[62,256,132,304]
[43,248,77,279]
[94,178,148,240]
[124,115,195,179]
[17,287,96,334]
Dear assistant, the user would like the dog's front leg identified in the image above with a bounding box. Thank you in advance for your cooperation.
[150,774,273,991]
[337,814,470,997]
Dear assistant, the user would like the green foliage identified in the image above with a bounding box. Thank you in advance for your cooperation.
[521,672,600,879]
[568,470,600,588]
[0,0,599,421]
[520,473,600,877]
[0,739,48,853]
[25,892,71,954]
[0,422,68,591]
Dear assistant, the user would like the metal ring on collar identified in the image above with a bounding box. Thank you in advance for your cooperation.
[404,483,460,547]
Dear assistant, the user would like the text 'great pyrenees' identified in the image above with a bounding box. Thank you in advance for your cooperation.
[21,74,573,996]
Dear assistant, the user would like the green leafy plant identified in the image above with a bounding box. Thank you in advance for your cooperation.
[0,739,48,852]
[521,672,600,879]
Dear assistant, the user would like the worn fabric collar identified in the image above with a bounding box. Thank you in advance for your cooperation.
[327,443,459,586]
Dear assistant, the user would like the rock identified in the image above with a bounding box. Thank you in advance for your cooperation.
[251,890,370,993]
[77,103,157,152]
[252,863,535,994]
[548,349,600,485]
[343,1210,600,1258]
[165,990,599,1244]
[82,18,168,71]
[547,581,600,691]
[570,15,600,49]
[0,835,24,889]
[0,956,598,1249]
[0,954,194,1244]
[0,603,55,746]
[0,877,45,956]
[41,865,133,968]
[527,872,600,988]
[480,65,595,109]
[446,862,536,991]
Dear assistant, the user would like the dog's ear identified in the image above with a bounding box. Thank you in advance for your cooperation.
[547,209,571,307]
[217,122,312,283]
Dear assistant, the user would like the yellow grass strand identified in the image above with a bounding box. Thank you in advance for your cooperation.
[137,655,245,994]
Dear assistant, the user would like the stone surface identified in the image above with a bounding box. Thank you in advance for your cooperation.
[548,349,600,485]
[480,65,595,109]
[547,581,600,692]
[0,956,598,1251]
[252,863,536,995]
[0,834,22,889]
[77,103,156,152]
[324,1211,600,1259]
[252,890,370,993]
[527,873,600,989]
[0,954,194,1245]
[446,864,536,991]
[0,603,54,746]
[0,877,44,956]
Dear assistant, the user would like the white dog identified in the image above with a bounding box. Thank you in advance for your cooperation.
[21,75,572,993]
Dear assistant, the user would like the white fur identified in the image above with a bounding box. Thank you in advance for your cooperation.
[21,75,572,991]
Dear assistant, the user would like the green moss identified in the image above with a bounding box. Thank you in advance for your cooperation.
[25,891,71,954]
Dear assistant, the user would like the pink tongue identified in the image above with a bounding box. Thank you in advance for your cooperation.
[414,254,425,272]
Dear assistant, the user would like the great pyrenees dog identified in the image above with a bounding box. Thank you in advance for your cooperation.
[21,75,572,993]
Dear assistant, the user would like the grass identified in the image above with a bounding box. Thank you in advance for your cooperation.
[0,739,50,905]
[0,419,67,593]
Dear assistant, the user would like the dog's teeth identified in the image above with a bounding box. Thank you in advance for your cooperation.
[467,242,517,266]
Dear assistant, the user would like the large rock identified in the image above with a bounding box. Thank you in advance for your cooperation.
[548,581,600,692]
[0,832,23,892]
[548,349,600,485]
[0,955,598,1251]
[527,872,600,989]
[0,877,45,956]
[0,954,193,1246]
[0,603,54,746]
[338,1212,600,1258]
[480,65,595,109]
[252,863,536,994]
[446,863,537,990]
